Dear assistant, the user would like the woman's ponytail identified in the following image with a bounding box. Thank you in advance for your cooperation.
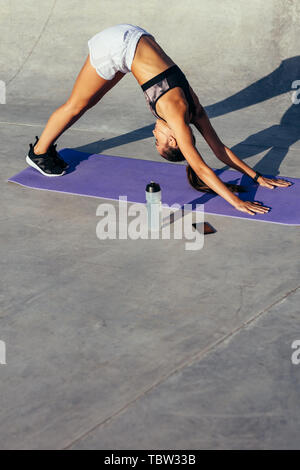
[186,164,246,194]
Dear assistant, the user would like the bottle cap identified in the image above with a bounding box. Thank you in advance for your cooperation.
[146,181,161,193]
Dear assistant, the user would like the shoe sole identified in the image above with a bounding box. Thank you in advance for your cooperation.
[26,155,66,177]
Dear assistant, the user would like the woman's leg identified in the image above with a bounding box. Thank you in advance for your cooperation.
[34,55,125,154]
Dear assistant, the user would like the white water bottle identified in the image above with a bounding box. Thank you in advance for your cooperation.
[145,181,162,232]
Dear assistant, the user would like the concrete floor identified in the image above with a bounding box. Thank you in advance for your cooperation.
[0,0,300,450]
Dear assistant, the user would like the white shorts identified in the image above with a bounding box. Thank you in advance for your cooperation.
[88,24,154,81]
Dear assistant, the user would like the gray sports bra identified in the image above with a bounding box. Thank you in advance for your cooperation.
[141,64,196,121]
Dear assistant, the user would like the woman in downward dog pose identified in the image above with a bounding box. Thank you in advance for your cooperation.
[26,24,291,215]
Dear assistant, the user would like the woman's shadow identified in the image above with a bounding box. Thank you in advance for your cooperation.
[206,55,300,173]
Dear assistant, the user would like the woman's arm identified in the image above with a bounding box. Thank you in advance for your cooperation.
[166,109,270,215]
[188,86,252,172]
[191,107,257,177]
[190,94,291,188]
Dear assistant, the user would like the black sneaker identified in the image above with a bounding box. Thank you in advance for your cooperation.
[26,138,66,177]
[49,142,69,170]
[33,136,69,170]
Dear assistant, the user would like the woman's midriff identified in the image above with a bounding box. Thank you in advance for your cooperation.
[131,35,176,86]
[132,35,193,123]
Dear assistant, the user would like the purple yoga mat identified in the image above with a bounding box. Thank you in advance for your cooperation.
[8,148,300,225]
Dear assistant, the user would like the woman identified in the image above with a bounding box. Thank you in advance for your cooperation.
[26,24,291,216]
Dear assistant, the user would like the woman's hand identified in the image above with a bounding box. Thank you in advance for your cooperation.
[233,200,270,215]
[257,175,292,189]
